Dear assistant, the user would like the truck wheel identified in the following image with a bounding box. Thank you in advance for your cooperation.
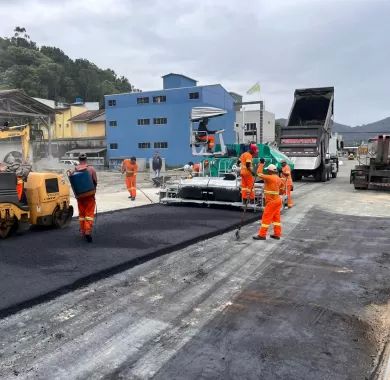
[354,184,368,190]
[314,166,326,182]
[292,172,302,181]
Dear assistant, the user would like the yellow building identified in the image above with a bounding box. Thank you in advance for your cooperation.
[54,106,105,139]
[67,109,105,138]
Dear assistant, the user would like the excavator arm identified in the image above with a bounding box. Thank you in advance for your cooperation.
[0,124,30,162]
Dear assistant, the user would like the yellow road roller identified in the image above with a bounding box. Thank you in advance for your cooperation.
[0,171,73,238]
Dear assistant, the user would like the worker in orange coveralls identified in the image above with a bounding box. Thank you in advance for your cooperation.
[197,118,216,152]
[253,164,285,241]
[239,144,258,204]
[121,156,138,200]
[71,153,97,243]
[281,159,294,208]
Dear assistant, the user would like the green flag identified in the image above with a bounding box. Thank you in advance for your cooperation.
[246,82,261,95]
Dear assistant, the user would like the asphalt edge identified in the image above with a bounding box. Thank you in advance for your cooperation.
[0,212,260,320]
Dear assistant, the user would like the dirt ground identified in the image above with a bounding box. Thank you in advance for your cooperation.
[0,160,389,379]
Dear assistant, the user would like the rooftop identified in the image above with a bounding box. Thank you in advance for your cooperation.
[161,73,197,83]
[68,109,105,122]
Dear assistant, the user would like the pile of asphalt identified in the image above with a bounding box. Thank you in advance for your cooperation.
[0,204,259,318]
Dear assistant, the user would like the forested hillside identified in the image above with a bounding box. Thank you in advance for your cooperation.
[0,27,136,105]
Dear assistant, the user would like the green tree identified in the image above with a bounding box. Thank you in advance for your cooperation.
[0,27,137,104]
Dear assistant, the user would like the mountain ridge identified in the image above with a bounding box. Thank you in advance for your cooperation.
[276,117,390,144]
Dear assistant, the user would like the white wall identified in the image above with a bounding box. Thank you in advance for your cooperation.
[235,109,275,144]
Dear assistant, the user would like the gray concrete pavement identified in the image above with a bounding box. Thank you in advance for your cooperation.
[0,160,389,379]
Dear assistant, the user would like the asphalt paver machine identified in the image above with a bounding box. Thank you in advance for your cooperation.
[159,107,294,210]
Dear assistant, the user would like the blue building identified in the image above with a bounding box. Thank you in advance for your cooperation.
[105,73,235,167]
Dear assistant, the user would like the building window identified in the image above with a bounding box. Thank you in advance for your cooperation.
[189,92,199,100]
[138,142,151,149]
[137,118,150,126]
[110,143,118,149]
[244,123,257,131]
[153,117,167,125]
[108,99,116,107]
[154,142,168,149]
[137,97,149,104]
[109,120,117,127]
[153,95,166,103]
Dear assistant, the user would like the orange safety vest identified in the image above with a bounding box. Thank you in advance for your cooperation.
[122,160,138,177]
[258,173,285,202]
[282,164,293,187]
[239,151,253,177]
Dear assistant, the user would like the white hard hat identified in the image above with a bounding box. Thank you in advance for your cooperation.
[266,164,277,172]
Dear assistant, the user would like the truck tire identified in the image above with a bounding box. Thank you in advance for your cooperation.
[292,172,302,181]
[354,184,368,190]
[314,165,327,182]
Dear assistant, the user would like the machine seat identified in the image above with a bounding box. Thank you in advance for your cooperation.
[0,172,29,211]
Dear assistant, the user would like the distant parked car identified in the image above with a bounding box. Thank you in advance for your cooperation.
[60,159,78,166]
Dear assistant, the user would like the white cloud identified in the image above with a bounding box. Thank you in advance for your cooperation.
[0,0,389,125]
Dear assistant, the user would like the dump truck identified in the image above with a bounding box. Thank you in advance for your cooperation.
[350,135,390,190]
[278,87,337,181]
[159,107,294,210]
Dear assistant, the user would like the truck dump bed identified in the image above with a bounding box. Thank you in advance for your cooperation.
[278,87,335,178]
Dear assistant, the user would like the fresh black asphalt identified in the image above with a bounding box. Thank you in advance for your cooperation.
[0,204,259,318]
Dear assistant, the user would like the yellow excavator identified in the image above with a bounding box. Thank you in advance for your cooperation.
[0,124,73,238]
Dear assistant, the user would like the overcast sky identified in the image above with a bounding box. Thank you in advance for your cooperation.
[0,0,389,125]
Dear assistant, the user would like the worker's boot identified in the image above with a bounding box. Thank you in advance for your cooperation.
[131,197,136,201]
[253,235,266,240]
[270,235,280,240]
[85,234,93,243]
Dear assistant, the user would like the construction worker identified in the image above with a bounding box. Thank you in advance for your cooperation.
[253,164,285,241]
[72,153,97,243]
[197,118,216,152]
[239,144,258,203]
[281,159,294,208]
[257,158,266,176]
[121,156,138,200]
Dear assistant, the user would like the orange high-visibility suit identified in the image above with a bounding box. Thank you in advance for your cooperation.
[240,151,255,201]
[122,159,138,198]
[282,164,294,208]
[75,164,97,236]
[16,176,24,201]
[257,173,285,238]
[198,135,215,151]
